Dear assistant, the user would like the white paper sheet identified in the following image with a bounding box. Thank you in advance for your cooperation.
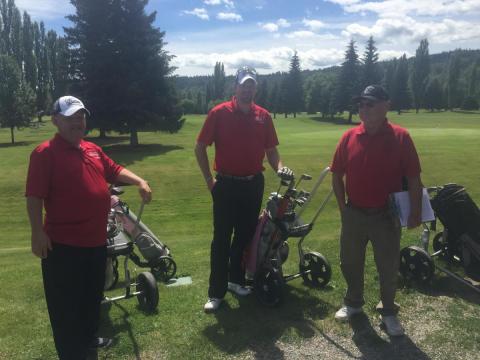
[391,188,435,227]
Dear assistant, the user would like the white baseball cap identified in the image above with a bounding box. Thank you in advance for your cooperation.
[235,66,257,85]
[52,96,90,117]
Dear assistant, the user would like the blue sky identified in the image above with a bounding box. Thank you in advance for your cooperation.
[15,0,480,76]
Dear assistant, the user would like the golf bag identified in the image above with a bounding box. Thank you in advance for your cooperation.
[430,184,480,280]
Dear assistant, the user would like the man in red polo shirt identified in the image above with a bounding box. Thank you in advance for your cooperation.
[26,96,152,359]
[330,85,423,336]
[195,66,292,312]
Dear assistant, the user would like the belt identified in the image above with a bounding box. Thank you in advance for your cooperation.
[216,173,259,181]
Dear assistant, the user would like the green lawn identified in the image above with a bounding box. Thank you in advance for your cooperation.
[0,110,479,359]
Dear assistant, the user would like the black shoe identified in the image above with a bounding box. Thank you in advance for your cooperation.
[90,337,113,349]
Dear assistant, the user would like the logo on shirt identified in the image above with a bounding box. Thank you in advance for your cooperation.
[86,150,101,159]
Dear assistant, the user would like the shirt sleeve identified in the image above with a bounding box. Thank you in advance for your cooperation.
[264,112,279,149]
[197,109,216,145]
[401,132,421,177]
[25,147,52,199]
[99,148,124,184]
[330,133,348,174]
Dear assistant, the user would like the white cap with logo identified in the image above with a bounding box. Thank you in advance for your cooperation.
[52,96,90,117]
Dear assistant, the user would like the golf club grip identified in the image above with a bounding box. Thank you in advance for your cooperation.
[296,166,330,218]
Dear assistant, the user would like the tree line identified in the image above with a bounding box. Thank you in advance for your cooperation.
[0,0,184,145]
[177,40,480,120]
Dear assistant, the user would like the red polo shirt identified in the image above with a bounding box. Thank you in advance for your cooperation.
[25,134,124,247]
[197,97,279,176]
[331,120,421,208]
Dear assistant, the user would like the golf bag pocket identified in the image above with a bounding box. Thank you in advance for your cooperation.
[135,232,166,262]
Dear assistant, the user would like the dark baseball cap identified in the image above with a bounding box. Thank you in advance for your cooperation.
[353,85,389,102]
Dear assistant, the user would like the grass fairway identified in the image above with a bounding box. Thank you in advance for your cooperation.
[0,110,479,359]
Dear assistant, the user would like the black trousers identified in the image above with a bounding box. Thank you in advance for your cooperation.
[42,243,106,360]
[208,173,264,298]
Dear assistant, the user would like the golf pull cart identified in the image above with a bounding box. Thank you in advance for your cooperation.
[399,184,480,295]
[103,185,176,312]
[245,166,334,306]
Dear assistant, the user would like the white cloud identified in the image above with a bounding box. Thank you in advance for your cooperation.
[302,19,325,31]
[183,8,209,20]
[204,0,235,8]
[172,46,345,75]
[15,0,73,20]
[378,50,412,61]
[328,0,480,17]
[217,12,243,22]
[262,23,279,32]
[277,18,291,28]
[286,31,317,39]
[342,16,480,46]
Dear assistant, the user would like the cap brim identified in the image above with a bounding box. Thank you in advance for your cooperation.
[62,105,90,117]
[238,75,257,85]
[352,95,383,102]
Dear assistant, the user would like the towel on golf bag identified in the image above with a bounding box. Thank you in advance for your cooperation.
[431,184,480,279]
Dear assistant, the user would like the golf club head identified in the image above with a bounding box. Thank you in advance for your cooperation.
[301,174,312,181]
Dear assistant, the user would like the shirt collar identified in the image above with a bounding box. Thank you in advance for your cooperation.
[53,133,85,150]
[357,118,390,135]
[232,96,256,114]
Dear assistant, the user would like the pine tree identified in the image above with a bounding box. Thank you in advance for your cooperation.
[447,51,462,110]
[65,0,184,145]
[255,79,268,108]
[267,82,279,119]
[361,36,380,89]
[0,55,35,143]
[213,62,225,100]
[425,78,443,111]
[411,39,430,113]
[334,40,360,123]
[391,54,410,114]
[285,51,303,117]
[22,12,37,89]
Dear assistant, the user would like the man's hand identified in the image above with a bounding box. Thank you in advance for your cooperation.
[207,177,217,192]
[407,211,422,229]
[138,180,152,204]
[277,166,294,181]
[31,230,52,259]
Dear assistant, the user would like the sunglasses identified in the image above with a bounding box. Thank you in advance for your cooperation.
[357,101,378,108]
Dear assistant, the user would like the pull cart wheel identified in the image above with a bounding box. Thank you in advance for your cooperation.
[254,268,283,307]
[399,246,435,283]
[136,272,159,312]
[152,256,177,282]
[300,252,332,288]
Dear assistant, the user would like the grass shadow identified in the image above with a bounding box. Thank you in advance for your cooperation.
[451,110,480,115]
[0,141,36,148]
[85,135,131,147]
[202,283,334,358]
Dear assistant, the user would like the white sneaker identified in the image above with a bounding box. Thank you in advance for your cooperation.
[204,298,223,313]
[227,282,251,296]
[380,315,405,336]
[334,305,363,322]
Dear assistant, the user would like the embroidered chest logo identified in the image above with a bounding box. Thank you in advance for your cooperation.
[86,150,101,159]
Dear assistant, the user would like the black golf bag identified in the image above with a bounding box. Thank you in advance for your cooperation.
[430,184,480,281]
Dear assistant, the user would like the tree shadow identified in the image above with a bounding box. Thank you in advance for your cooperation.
[0,141,36,148]
[85,136,131,147]
[202,284,335,359]
[451,110,480,114]
[98,143,184,166]
[310,116,360,126]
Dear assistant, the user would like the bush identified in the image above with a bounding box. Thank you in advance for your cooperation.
[461,96,479,110]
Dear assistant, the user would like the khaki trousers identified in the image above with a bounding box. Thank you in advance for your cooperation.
[340,204,401,315]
